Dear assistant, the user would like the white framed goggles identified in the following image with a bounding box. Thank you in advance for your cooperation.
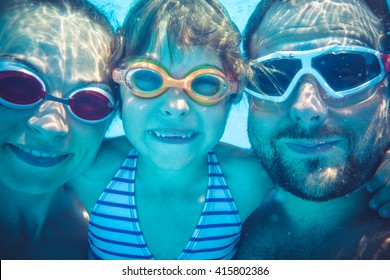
[0,60,116,124]
[245,45,390,105]
[112,60,238,105]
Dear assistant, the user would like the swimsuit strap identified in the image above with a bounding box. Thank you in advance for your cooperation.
[88,149,242,260]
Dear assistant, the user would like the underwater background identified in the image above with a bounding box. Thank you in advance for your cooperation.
[89,0,260,148]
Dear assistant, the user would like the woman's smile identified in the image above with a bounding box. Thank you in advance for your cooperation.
[9,144,70,167]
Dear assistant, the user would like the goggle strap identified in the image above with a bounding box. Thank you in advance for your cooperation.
[43,94,71,105]
[381,53,390,75]
[112,69,124,83]
[229,81,239,93]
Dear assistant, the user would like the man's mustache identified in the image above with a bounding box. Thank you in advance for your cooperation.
[273,123,348,139]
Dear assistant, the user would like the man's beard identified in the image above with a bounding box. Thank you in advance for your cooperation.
[248,120,387,202]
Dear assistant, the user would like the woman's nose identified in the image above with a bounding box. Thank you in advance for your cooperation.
[28,99,69,138]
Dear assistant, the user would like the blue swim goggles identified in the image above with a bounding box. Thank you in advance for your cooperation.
[246,45,390,107]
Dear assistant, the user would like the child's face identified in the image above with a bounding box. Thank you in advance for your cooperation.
[119,37,231,169]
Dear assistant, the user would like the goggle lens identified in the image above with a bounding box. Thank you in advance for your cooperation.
[312,52,381,91]
[0,68,115,123]
[69,90,114,121]
[191,74,224,97]
[248,59,301,97]
[0,71,44,105]
[128,68,163,93]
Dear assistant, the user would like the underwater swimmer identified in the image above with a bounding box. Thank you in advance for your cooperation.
[70,0,272,260]
[69,0,390,260]
[0,0,117,259]
[238,0,390,259]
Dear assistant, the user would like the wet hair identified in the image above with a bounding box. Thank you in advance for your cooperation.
[110,0,246,102]
[243,0,390,58]
[0,0,119,100]
[0,0,113,34]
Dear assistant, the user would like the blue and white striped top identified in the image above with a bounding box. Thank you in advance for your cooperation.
[88,148,242,260]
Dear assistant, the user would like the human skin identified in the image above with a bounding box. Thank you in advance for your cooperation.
[69,26,271,259]
[0,5,113,194]
[247,0,389,202]
[237,0,390,259]
[0,3,114,259]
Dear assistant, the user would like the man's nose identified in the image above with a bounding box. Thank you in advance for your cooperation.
[289,75,328,126]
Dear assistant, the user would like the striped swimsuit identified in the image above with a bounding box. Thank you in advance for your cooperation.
[88,148,242,260]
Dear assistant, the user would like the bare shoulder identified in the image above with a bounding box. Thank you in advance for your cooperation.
[67,136,132,214]
[214,142,273,222]
[214,142,270,182]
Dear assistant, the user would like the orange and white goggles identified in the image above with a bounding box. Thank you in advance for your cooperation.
[112,60,238,105]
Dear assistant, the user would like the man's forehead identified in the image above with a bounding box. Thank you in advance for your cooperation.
[250,0,383,57]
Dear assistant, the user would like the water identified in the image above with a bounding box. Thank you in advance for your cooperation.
[89,0,260,148]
